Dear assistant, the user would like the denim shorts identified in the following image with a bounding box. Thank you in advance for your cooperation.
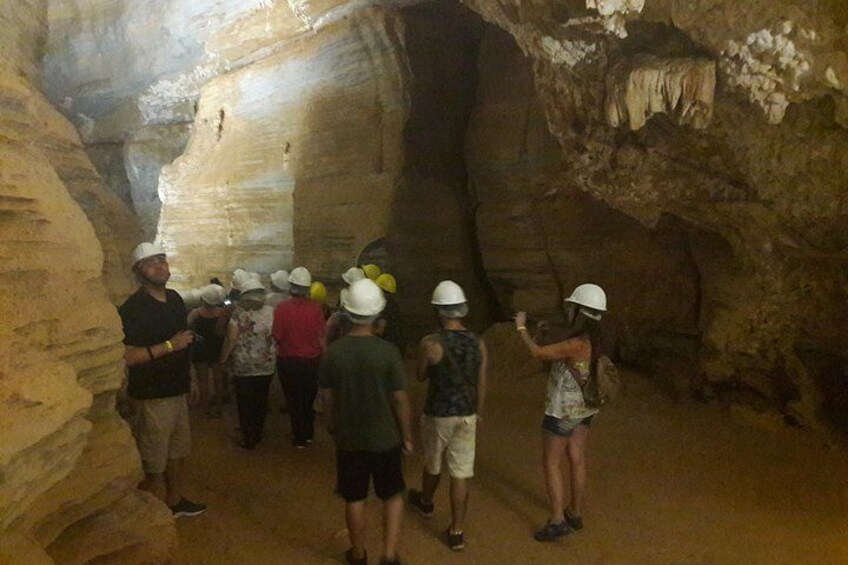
[542,414,594,437]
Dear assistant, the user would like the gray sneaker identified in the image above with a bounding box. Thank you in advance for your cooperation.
[170,498,207,518]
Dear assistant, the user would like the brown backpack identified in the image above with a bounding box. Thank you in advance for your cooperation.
[581,355,621,409]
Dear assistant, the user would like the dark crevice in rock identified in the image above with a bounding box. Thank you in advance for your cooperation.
[390,0,493,335]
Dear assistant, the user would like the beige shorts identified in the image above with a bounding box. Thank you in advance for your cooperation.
[132,395,191,474]
[421,414,477,479]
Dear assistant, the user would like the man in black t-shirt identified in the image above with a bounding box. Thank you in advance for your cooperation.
[118,242,206,518]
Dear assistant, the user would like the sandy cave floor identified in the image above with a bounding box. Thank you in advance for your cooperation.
[175,365,848,565]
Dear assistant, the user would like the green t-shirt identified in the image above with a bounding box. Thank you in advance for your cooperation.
[319,335,406,452]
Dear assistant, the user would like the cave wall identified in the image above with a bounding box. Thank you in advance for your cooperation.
[467,26,701,362]
[388,1,496,335]
[460,0,848,431]
[0,4,172,564]
[35,0,848,439]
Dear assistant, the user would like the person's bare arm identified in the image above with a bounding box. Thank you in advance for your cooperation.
[124,330,194,366]
[476,338,488,420]
[391,390,414,455]
[416,335,441,382]
[218,322,239,364]
[514,311,583,362]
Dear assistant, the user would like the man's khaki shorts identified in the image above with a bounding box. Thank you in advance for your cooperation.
[421,414,477,479]
[132,395,191,474]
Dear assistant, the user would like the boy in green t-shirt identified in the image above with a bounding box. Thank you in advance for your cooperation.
[319,279,413,565]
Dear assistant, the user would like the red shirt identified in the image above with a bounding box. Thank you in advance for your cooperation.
[272,297,326,359]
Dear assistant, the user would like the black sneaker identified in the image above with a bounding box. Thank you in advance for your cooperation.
[408,489,434,518]
[533,520,569,542]
[344,548,367,565]
[564,509,584,531]
[446,528,465,551]
[170,498,207,518]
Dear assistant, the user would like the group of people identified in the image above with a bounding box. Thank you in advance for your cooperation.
[119,241,610,564]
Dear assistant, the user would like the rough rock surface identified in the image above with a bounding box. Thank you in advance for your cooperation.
[467,27,701,360]
[157,5,409,289]
[460,0,848,432]
[37,0,848,441]
[0,5,174,564]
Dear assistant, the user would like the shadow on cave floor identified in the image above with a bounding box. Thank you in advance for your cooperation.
[176,363,848,564]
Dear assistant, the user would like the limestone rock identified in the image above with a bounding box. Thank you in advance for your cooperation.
[606,54,715,130]
[0,9,173,563]
[467,28,700,359]
[157,6,410,288]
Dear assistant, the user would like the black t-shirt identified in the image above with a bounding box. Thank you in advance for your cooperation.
[119,288,191,400]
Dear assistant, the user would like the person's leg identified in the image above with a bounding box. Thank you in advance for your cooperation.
[135,398,173,503]
[449,477,468,533]
[303,361,319,441]
[279,358,304,445]
[209,363,225,416]
[337,449,370,559]
[382,493,404,561]
[164,457,184,507]
[346,501,367,560]
[290,360,309,445]
[542,431,568,523]
[420,471,441,504]
[444,415,476,534]
[139,473,166,502]
[565,424,589,517]
[166,395,196,508]
[255,374,273,442]
[417,415,446,505]
[234,377,254,445]
[373,446,406,561]
[195,363,211,414]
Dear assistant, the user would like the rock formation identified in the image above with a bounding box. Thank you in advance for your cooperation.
[0,3,173,563]
[459,0,848,432]
[31,0,848,451]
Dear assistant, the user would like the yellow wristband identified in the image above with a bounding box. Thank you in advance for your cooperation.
[165,340,174,352]
[516,326,527,332]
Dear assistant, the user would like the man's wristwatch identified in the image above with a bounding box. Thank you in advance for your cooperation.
[164,340,174,352]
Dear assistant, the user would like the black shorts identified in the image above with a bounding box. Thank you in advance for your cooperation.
[336,445,405,502]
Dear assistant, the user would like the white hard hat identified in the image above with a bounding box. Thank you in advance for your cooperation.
[200,284,226,306]
[431,280,467,306]
[232,269,253,291]
[270,270,290,290]
[288,266,312,287]
[341,267,366,285]
[344,279,386,317]
[240,279,266,294]
[131,242,165,266]
[178,288,202,308]
[564,283,607,312]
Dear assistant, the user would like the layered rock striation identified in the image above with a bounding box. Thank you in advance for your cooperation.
[37,0,848,439]
[0,4,172,563]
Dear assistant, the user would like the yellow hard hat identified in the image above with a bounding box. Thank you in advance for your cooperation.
[376,273,397,294]
[310,281,328,303]
[362,264,382,281]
